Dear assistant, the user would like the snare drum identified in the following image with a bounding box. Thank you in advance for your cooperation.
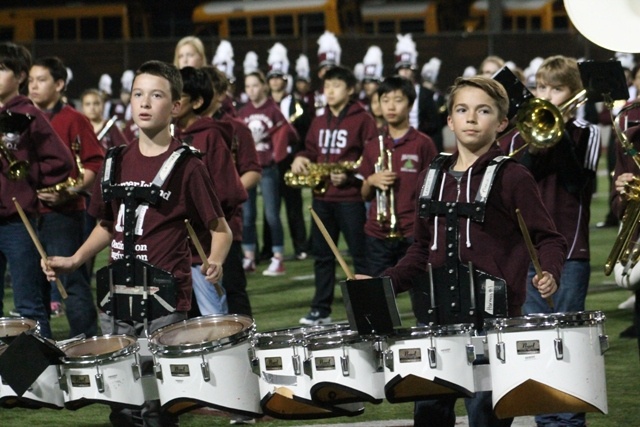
[0,318,64,409]
[59,334,144,410]
[304,329,385,407]
[252,323,363,419]
[485,311,608,418]
[148,314,261,418]
[383,324,476,403]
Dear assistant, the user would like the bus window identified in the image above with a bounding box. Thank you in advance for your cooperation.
[193,0,340,38]
[361,1,439,35]
[0,4,142,42]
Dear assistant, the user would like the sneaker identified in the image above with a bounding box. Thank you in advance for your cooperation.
[299,310,331,326]
[262,257,285,276]
[51,301,64,317]
[230,414,255,424]
[295,251,308,261]
[618,294,636,310]
[242,257,256,273]
[8,310,20,317]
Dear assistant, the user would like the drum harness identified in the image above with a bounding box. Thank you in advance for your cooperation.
[97,143,198,333]
[417,153,510,328]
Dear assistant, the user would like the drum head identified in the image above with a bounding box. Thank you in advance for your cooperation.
[61,335,137,362]
[306,330,361,351]
[0,317,38,342]
[149,314,254,356]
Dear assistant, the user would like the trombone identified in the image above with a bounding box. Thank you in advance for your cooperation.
[507,89,587,157]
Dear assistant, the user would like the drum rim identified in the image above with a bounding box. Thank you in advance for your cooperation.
[148,313,255,356]
[253,323,350,349]
[0,316,40,339]
[60,334,138,365]
[391,323,475,340]
[484,310,606,332]
[305,330,371,351]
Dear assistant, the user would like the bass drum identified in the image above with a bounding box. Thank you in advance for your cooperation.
[485,311,608,418]
[0,317,64,409]
[252,323,363,419]
[148,314,261,418]
[383,324,476,403]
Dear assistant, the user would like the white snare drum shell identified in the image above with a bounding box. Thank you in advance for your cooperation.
[485,311,608,418]
[59,334,144,409]
[149,314,261,417]
[383,324,476,402]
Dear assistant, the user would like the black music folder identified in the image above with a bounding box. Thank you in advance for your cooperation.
[340,276,401,336]
[0,330,64,396]
[578,60,629,102]
[492,66,534,121]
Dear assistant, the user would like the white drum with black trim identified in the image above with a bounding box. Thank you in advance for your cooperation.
[148,314,261,418]
[251,323,363,419]
[303,329,385,408]
[59,334,144,410]
[0,318,64,409]
[383,323,476,403]
[485,311,609,418]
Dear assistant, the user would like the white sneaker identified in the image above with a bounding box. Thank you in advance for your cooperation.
[262,257,285,276]
[618,294,636,310]
[230,414,255,424]
[242,257,255,273]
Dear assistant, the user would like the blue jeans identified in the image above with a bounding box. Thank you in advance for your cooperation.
[191,265,228,315]
[523,260,589,427]
[523,259,590,315]
[310,199,368,315]
[414,391,513,427]
[365,235,413,277]
[0,217,51,338]
[242,163,284,255]
[38,211,97,338]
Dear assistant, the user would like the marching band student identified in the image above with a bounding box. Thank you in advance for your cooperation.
[612,124,640,356]
[237,70,298,276]
[266,42,311,261]
[29,56,105,338]
[0,42,73,339]
[500,57,601,408]
[478,55,505,78]
[81,88,128,150]
[313,31,342,117]
[203,64,262,318]
[358,76,437,276]
[43,60,232,427]
[291,65,378,326]
[173,35,207,70]
[359,45,384,112]
[173,66,247,316]
[374,75,566,427]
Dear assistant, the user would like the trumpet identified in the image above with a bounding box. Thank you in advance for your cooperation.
[37,136,85,195]
[0,141,29,180]
[284,158,361,195]
[372,135,402,239]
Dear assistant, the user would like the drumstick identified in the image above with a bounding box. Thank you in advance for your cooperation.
[309,206,355,280]
[516,209,554,309]
[184,219,224,297]
[12,197,68,299]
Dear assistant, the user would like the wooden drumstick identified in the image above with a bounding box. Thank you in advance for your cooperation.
[185,219,224,297]
[516,209,554,309]
[309,206,355,280]
[12,197,68,299]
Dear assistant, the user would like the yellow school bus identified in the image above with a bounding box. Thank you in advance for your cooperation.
[0,4,140,42]
[193,0,356,38]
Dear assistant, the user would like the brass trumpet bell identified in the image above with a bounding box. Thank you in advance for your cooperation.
[515,98,564,149]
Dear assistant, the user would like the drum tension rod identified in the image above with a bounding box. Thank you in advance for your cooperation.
[340,345,350,377]
[201,354,211,382]
[428,335,437,369]
[554,325,563,360]
[95,363,105,393]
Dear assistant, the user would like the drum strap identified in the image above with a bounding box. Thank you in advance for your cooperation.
[415,154,511,327]
[97,144,198,323]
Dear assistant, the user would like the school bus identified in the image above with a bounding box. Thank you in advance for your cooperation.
[192,0,346,38]
[0,4,145,42]
[361,1,438,35]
